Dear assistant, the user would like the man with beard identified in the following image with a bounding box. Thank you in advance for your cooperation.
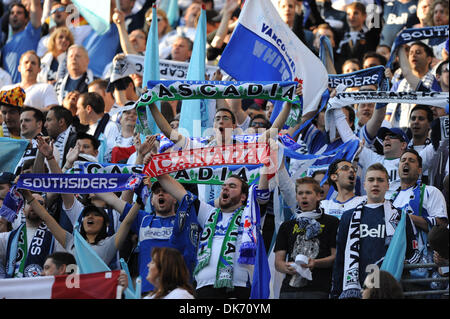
[320,159,366,220]
[0,191,64,278]
[153,170,270,299]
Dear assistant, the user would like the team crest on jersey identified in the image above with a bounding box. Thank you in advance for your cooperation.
[24,264,42,277]
[190,223,200,246]
[389,209,401,229]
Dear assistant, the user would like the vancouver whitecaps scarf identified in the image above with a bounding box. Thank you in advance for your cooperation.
[5,223,55,278]
[340,200,399,299]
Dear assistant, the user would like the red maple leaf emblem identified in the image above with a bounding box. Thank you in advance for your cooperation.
[294,77,303,84]
[244,220,252,228]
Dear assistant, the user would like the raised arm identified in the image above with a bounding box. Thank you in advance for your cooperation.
[364,102,387,140]
[156,173,188,203]
[36,136,76,210]
[115,201,141,250]
[148,102,186,146]
[211,0,239,49]
[112,9,138,55]
[20,189,67,247]
[398,45,421,89]
[30,0,43,29]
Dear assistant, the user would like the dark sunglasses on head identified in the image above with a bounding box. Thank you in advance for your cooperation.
[51,6,66,15]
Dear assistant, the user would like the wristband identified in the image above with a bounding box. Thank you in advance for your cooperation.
[46,155,55,161]
[27,197,35,205]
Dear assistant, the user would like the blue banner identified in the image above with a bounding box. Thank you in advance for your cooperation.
[16,173,142,193]
[328,65,385,88]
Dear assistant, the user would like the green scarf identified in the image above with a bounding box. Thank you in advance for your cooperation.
[194,207,243,288]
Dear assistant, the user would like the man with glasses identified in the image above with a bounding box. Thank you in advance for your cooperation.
[320,159,366,220]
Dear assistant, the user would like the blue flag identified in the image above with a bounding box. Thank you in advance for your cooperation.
[0,137,29,173]
[72,0,110,35]
[143,5,161,135]
[219,0,328,116]
[167,0,180,29]
[178,7,207,137]
[73,225,111,274]
[381,210,407,281]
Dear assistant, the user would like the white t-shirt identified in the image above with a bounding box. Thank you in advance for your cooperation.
[143,288,195,299]
[320,196,367,220]
[195,201,254,290]
[1,83,58,111]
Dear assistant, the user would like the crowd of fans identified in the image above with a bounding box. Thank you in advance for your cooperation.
[0,0,448,299]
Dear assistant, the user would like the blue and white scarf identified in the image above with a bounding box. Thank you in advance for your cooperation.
[5,223,55,278]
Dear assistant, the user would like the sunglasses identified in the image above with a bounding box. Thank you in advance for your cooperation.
[250,121,267,128]
[50,6,66,15]
[336,164,356,172]
[383,134,403,141]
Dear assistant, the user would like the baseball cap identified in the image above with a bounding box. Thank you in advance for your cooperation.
[377,127,410,144]
[0,172,15,184]
[0,87,26,108]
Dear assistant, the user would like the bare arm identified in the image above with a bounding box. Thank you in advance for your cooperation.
[148,102,186,145]
[398,45,421,89]
[115,201,140,249]
[20,189,67,247]
[30,0,43,29]
[211,0,239,48]
[228,98,248,126]
[156,173,188,203]
[112,9,138,55]
[364,103,387,140]
[36,136,76,210]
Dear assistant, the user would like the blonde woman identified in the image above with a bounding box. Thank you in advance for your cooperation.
[37,27,74,85]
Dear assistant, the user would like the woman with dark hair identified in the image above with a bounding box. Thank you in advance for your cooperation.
[144,247,195,299]
[361,270,405,299]
[18,188,142,268]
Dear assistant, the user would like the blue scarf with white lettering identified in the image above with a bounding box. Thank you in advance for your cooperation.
[387,25,449,69]
[16,173,143,193]
[328,66,385,88]
[5,223,54,278]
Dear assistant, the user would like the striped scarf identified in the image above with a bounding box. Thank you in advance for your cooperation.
[53,126,73,167]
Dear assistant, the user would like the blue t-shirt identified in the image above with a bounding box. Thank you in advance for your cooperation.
[2,22,41,83]
[82,24,120,78]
